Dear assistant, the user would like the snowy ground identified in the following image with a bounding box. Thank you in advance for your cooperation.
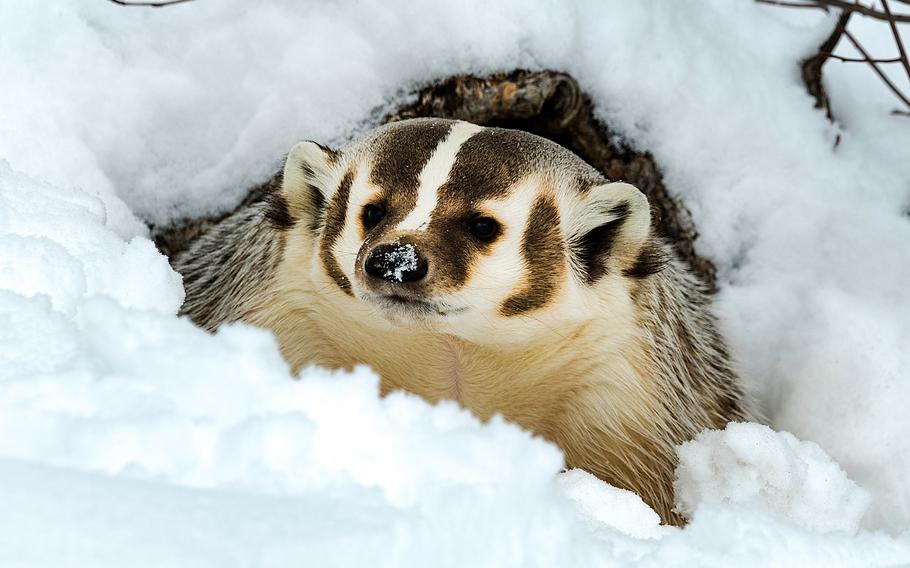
[2,0,910,565]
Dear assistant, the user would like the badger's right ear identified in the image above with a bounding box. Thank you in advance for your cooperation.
[569,181,663,284]
[268,141,338,232]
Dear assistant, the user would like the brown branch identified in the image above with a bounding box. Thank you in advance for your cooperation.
[757,0,910,19]
[881,0,910,79]
[823,52,902,62]
[815,0,910,22]
[756,0,825,8]
[802,9,852,118]
[845,30,910,110]
[764,0,910,117]
[108,0,194,7]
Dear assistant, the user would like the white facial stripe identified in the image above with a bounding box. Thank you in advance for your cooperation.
[334,166,374,287]
[463,178,540,312]
[395,121,483,232]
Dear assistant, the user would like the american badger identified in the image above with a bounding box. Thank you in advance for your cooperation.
[174,118,755,525]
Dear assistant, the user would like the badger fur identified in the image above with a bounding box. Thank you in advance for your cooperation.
[173,118,756,525]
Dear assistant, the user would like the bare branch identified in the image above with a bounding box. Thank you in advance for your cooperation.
[814,0,910,22]
[108,0,194,7]
[802,9,852,118]
[823,52,902,62]
[755,0,825,8]
[758,0,910,21]
[881,0,910,79]
[762,0,910,117]
[845,30,910,110]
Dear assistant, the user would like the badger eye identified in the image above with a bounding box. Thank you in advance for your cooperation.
[467,216,500,242]
[362,203,386,230]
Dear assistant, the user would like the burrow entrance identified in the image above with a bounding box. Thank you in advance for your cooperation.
[155,70,715,289]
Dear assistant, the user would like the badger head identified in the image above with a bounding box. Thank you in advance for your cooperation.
[273,118,662,344]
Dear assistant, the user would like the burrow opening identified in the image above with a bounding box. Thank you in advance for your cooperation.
[155,70,714,289]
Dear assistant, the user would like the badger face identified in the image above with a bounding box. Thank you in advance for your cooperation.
[276,119,660,344]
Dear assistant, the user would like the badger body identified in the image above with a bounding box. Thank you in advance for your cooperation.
[174,118,755,525]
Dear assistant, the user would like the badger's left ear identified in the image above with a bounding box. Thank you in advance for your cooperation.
[569,181,661,283]
[267,140,339,232]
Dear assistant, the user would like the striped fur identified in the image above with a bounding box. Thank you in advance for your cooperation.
[173,201,284,332]
[172,118,758,526]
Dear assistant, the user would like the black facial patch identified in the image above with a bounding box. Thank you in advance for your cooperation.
[414,127,558,293]
[624,243,666,278]
[320,170,355,296]
[275,175,328,235]
[260,172,294,231]
[264,191,295,231]
[299,159,317,181]
[306,184,327,234]
[364,123,586,297]
[370,120,453,220]
[574,202,630,284]
[437,128,537,202]
[312,141,340,165]
[265,146,333,234]
[422,203,478,290]
[500,194,564,317]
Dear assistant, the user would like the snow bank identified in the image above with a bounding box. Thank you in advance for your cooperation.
[4,458,909,568]
[675,422,870,534]
[3,0,910,564]
[557,468,669,540]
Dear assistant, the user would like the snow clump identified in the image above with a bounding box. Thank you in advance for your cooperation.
[675,422,871,534]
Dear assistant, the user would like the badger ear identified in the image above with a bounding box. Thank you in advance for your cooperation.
[569,181,661,283]
[268,141,338,232]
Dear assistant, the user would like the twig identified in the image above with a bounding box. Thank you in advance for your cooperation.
[758,0,910,20]
[755,0,825,7]
[802,9,852,118]
[815,0,910,23]
[844,30,910,110]
[108,0,194,7]
[762,0,910,117]
[822,52,902,62]
[881,0,910,79]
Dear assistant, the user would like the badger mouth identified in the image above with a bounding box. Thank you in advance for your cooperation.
[361,292,466,319]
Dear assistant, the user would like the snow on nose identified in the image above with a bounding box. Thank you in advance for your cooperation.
[382,243,418,282]
[364,241,427,284]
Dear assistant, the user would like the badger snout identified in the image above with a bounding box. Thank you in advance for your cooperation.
[356,237,468,320]
[363,242,429,285]
[357,240,448,320]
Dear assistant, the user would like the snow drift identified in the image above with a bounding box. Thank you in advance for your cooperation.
[2,0,910,565]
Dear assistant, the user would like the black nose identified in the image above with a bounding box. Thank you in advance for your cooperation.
[364,243,429,283]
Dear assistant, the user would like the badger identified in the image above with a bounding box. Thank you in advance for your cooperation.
[173,118,756,525]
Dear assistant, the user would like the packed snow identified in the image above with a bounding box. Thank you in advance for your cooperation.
[674,422,871,534]
[2,0,910,565]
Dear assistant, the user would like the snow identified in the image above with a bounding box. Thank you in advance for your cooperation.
[2,0,910,564]
[675,423,871,534]
[557,468,669,540]
[379,242,419,282]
